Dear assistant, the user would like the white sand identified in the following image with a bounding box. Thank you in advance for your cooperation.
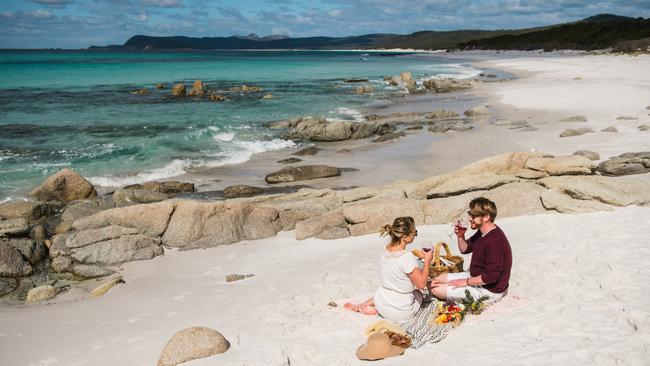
[2,53,650,366]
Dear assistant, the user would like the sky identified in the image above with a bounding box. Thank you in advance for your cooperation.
[0,0,649,49]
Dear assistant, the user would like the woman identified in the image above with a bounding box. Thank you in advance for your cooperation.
[345,216,433,323]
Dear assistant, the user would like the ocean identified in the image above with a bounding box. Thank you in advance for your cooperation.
[0,50,480,200]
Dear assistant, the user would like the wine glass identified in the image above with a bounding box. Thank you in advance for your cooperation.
[420,240,434,253]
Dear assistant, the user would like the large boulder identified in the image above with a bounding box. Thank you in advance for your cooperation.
[157,327,230,366]
[0,201,50,221]
[59,199,114,231]
[598,152,650,176]
[343,197,425,237]
[538,176,650,207]
[272,117,394,141]
[30,168,97,203]
[50,256,72,273]
[525,155,595,176]
[112,189,168,205]
[0,240,33,277]
[171,83,186,96]
[223,185,267,199]
[123,181,195,194]
[162,201,282,249]
[540,190,613,214]
[0,218,29,237]
[425,173,517,199]
[294,210,350,240]
[72,201,175,238]
[66,225,139,249]
[70,234,162,265]
[260,189,341,230]
[265,165,341,183]
[7,238,47,265]
[457,151,549,177]
[187,80,206,97]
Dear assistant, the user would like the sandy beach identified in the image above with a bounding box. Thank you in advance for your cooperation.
[2,52,650,365]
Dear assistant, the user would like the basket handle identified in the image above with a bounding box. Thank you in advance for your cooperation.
[433,241,453,267]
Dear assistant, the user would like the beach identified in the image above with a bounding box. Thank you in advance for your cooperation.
[1,52,650,365]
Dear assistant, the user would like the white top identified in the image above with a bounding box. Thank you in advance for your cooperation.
[373,248,420,322]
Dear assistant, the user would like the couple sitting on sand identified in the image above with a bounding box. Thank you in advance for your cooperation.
[345,197,512,323]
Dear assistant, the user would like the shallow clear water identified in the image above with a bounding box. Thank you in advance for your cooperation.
[0,50,480,199]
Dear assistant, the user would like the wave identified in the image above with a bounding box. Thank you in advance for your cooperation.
[87,138,296,188]
[331,107,365,122]
[411,62,483,80]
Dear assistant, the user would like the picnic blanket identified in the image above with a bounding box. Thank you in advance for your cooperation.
[401,299,451,349]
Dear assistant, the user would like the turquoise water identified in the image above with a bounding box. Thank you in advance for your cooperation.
[0,50,479,199]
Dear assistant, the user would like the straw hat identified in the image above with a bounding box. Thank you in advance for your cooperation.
[356,332,405,361]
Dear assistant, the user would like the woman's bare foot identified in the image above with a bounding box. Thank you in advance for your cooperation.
[343,302,377,315]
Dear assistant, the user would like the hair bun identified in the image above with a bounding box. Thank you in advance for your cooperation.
[380,224,393,237]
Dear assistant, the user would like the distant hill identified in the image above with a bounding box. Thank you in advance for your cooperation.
[93,14,650,52]
[457,16,650,51]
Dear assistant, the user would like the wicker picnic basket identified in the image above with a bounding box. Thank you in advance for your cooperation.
[429,241,464,278]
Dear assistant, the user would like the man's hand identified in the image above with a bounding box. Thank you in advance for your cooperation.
[448,278,469,288]
[423,248,433,264]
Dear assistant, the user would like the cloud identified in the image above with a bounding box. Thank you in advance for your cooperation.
[31,9,55,19]
[136,13,148,21]
[139,0,182,8]
[30,0,74,7]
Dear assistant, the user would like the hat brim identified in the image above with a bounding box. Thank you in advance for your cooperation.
[356,344,404,361]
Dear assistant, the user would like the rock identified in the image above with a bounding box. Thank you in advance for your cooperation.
[265,165,341,184]
[208,94,226,101]
[598,152,650,176]
[123,181,195,194]
[345,197,424,237]
[406,125,423,130]
[155,83,166,89]
[428,120,473,133]
[463,106,490,117]
[278,117,394,142]
[559,115,588,122]
[223,185,267,199]
[494,120,530,129]
[231,85,263,93]
[345,78,369,83]
[131,88,150,95]
[90,276,124,298]
[426,109,459,120]
[388,75,401,85]
[171,83,186,96]
[61,199,114,224]
[7,238,47,265]
[538,176,650,206]
[422,78,472,93]
[66,225,139,248]
[157,327,230,366]
[573,150,600,161]
[49,234,71,258]
[639,125,650,131]
[26,285,58,303]
[525,155,595,176]
[292,146,320,156]
[0,241,33,277]
[615,116,638,120]
[0,277,18,296]
[0,218,29,237]
[295,210,349,240]
[515,168,549,179]
[0,200,50,221]
[559,128,594,137]
[400,72,412,82]
[71,234,162,265]
[262,93,274,99]
[30,168,97,203]
[73,201,175,238]
[457,151,549,177]
[30,225,47,241]
[50,256,72,273]
[112,189,168,205]
[188,80,206,97]
[341,186,405,204]
[540,189,613,214]
[355,85,373,94]
[71,264,114,278]
[372,132,405,142]
[162,200,282,249]
[225,274,254,282]
[601,126,618,132]
[277,157,302,164]
[425,173,516,199]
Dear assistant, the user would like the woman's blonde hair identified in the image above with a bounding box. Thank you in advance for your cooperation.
[380,216,416,245]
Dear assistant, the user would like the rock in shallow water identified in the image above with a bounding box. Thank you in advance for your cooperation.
[265,165,341,183]
[158,327,230,366]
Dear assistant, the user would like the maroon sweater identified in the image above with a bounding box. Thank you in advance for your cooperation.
[462,226,512,294]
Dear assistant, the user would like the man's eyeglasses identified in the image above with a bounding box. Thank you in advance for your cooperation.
[467,211,481,219]
[413,230,418,237]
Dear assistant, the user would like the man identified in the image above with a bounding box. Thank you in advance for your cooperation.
[430,197,512,304]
